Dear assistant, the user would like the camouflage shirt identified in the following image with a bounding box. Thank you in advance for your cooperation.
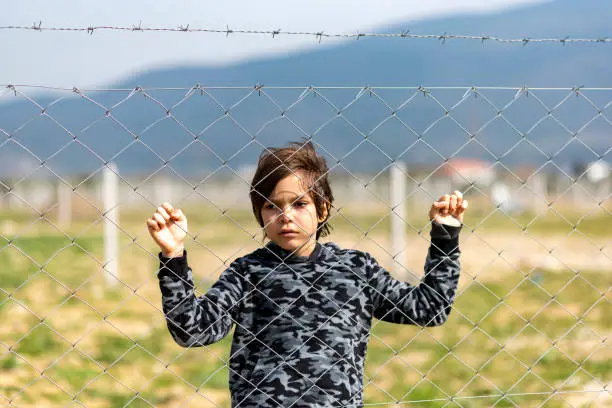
[157,222,461,407]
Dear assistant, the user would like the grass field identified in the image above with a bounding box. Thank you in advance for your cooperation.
[0,203,610,407]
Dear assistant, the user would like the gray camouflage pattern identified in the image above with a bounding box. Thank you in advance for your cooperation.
[157,221,462,407]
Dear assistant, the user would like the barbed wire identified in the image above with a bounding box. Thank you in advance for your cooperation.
[1,22,610,45]
[3,84,612,94]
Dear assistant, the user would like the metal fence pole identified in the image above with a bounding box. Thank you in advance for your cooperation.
[390,161,407,278]
[103,162,119,286]
[57,181,72,227]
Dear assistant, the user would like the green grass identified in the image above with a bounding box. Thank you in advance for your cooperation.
[0,234,104,290]
[95,334,137,365]
[182,359,230,390]
[1,353,18,370]
[0,208,609,407]
[585,359,612,378]
[461,206,612,237]
[46,363,101,392]
[94,325,173,367]
[366,269,610,406]
[13,321,63,357]
[179,337,234,391]
[82,389,161,407]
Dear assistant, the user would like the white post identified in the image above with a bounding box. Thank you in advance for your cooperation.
[600,177,611,204]
[57,182,72,227]
[390,162,407,278]
[529,173,547,215]
[103,163,119,286]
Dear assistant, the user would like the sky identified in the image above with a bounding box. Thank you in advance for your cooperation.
[2,0,546,89]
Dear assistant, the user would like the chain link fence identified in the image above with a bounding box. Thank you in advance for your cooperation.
[0,85,610,407]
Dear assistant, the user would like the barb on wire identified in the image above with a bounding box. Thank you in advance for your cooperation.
[0,22,610,45]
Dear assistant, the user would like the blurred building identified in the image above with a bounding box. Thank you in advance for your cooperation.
[441,158,496,187]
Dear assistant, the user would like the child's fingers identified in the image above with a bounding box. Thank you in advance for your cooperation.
[454,199,468,215]
[153,212,166,227]
[146,218,160,232]
[429,195,449,220]
[429,201,443,220]
[440,194,450,214]
[171,208,186,222]
[157,206,171,222]
[456,199,468,221]
[162,202,174,214]
[449,194,458,212]
[456,200,466,213]
[454,191,463,207]
[434,194,449,207]
[160,202,185,223]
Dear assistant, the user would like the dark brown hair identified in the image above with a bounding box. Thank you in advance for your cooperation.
[250,140,334,239]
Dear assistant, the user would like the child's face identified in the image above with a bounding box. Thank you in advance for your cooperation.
[261,170,326,257]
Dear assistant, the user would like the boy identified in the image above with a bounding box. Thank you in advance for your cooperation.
[147,141,467,407]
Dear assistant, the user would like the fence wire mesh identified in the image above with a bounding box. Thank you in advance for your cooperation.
[0,85,610,407]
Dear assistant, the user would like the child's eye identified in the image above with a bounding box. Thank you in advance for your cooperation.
[264,204,275,210]
[295,201,308,207]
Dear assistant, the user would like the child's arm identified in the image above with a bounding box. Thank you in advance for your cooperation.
[157,254,245,347]
[368,191,467,326]
[148,203,246,347]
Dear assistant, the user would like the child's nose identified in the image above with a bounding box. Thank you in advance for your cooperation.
[279,206,294,222]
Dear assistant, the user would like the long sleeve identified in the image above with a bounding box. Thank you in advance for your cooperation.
[368,221,462,326]
[157,251,246,347]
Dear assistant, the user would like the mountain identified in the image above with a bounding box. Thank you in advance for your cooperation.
[1,0,610,180]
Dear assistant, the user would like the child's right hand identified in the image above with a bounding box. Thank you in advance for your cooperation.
[147,202,188,257]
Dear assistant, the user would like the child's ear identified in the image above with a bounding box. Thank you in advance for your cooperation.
[318,203,330,223]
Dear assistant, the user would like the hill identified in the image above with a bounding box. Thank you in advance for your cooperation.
[1,0,610,178]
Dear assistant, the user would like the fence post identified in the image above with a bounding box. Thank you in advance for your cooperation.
[390,162,407,278]
[103,163,119,286]
[528,173,548,215]
[57,182,72,227]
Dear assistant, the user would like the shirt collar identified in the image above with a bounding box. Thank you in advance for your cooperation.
[264,241,323,264]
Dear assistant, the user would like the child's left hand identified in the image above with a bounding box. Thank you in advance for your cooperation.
[429,190,468,227]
